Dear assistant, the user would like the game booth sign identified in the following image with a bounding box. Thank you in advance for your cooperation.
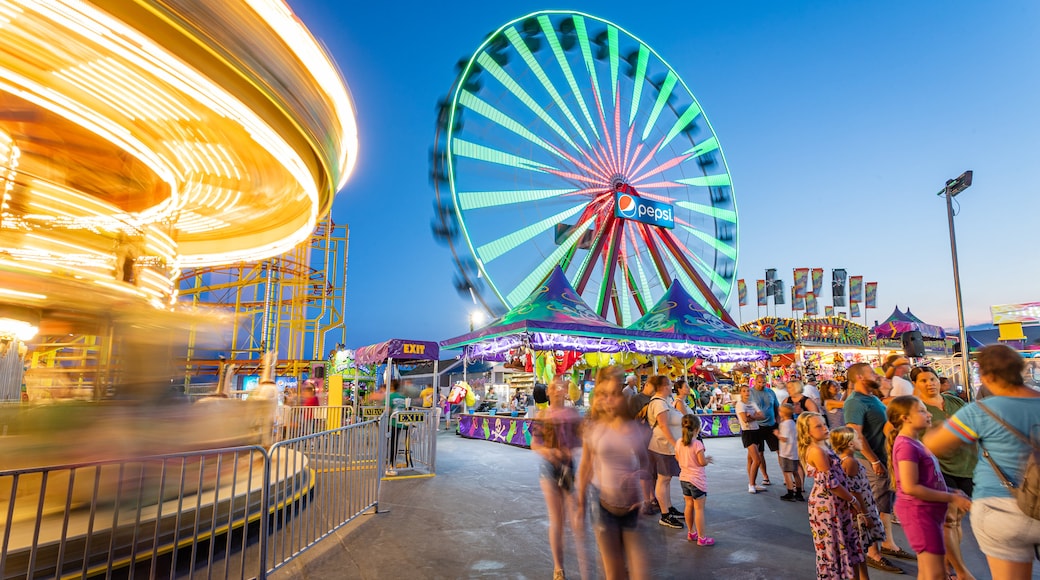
[441,267,792,447]
[741,315,880,381]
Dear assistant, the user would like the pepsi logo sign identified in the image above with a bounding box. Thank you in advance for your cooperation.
[617,194,637,217]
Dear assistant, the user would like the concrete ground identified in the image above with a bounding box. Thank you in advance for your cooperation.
[275,430,1003,579]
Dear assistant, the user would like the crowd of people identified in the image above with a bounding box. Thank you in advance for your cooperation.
[526,345,1040,580]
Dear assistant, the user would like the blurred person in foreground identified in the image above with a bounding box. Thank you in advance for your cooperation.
[530,376,587,580]
[924,345,1040,580]
[577,366,649,580]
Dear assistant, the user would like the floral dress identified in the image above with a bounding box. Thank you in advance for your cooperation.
[807,447,865,579]
[842,455,885,546]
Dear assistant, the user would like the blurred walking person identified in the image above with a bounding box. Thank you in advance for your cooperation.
[530,376,588,580]
[578,367,649,580]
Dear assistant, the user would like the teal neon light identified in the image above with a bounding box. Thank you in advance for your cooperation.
[608,26,619,107]
[676,174,732,187]
[452,138,551,171]
[538,15,599,140]
[573,16,604,120]
[458,188,575,211]
[477,203,586,263]
[459,91,565,160]
[507,215,595,305]
[642,71,677,141]
[628,45,649,126]
[679,223,736,260]
[662,103,702,149]
[675,200,736,223]
[503,27,591,148]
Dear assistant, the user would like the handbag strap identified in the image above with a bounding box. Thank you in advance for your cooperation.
[977,402,1040,450]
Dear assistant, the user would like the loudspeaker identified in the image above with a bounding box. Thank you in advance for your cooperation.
[901,331,925,358]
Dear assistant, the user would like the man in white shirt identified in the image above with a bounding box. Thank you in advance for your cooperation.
[802,376,822,409]
[884,355,913,397]
[622,374,639,398]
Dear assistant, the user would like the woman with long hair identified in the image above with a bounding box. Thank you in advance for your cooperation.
[819,379,846,429]
[911,366,976,580]
[530,376,587,580]
[924,345,1040,580]
[735,385,766,494]
[577,367,649,580]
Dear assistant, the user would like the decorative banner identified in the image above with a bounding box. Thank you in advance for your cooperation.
[806,292,818,316]
[792,286,805,310]
[765,268,777,283]
[773,279,786,305]
[812,268,824,296]
[850,275,864,303]
[838,311,848,319]
[832,268,847,307]
[793,268,809,299]
[756,280,767,306]
[738,279,747,306]
[825,305,835,317]
[991,301,1040,324]
[865,282,878,308]
[742,316,871,346]
[851,302,861,318]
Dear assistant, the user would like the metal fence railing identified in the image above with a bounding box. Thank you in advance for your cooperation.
[0,418,387,580]
[277,406,354,442]
[386,409,437,477]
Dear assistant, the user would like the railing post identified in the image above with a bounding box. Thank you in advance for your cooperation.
[257,446,271,580]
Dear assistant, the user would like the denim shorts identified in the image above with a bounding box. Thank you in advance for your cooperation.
[538,459,574,491]
[590,486,639,531]
[970,497,1040,563]
[680,480,706,499]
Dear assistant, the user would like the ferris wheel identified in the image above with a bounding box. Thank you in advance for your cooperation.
[431,11,738,325]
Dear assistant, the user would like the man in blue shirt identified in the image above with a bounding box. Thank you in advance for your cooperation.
[749,373,780,486]
[844,362,911,572]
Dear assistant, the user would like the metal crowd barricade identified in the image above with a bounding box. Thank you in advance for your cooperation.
[278,405,354,442]
[264,419,381,574]
[385,408,437,477]
[0,446,268,580]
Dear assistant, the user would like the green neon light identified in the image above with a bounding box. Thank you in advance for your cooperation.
[458,188,575,211]
[675,200,736,223]
[628,45,648,126]
[608,26,619,107]
[641,71,677,141]
[679,224,736,260]
[452,138,551,171]
[538,15,599,140]
[676,174,732,187]
[507,215,595,305]
[573,16,604,118]
[662,102,702,148]
[632,245,654,313]
[459,91,565,160]
[618,262,633,326]
[676,240,732,295]
[477,203,586,263]
[503,27,591,148]
[682,136,719,158]
[476,52,580,152]
[663,250,714,311]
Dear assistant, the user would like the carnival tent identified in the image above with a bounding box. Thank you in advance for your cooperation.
[440,266,787,362]
[439,265,650,357]
[873,306,946,340]
[627,280,792,360]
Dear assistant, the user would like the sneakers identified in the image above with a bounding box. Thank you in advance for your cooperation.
[780,491,797,502]
[697,536,716,546]
[748,484,758,494]
[754,484,767,492]
[687,531,698,542]
[794,491,806,502]
[659,513,684,529]
[667,506,683,517]
[641,499,660,515]
[866,556,903,573]
[552,570,566,580]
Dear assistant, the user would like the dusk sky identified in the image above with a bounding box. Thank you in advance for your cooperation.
[289,0,1040,350]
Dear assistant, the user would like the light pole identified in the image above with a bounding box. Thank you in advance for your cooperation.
[468,310,486,332]
[939,170,972,397]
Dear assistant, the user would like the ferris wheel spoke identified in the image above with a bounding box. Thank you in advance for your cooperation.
[626,135,665,184]
[596,219,624,317]
[608,26,620,108]
[588,87,618,176]
[537,15,600,141]
[641,71,678,141]
[682,135,720,159]
[674,200,736,223]
[505,215,595,305]
[573,16,606,120]
[677,223,737,260]
[627,45,649,126]
[613,87,624,176]
[661,247,713,312]
[658,228,734,313]
[661,103,702,149]
[626,223,655,310]
[476,53,582,153]
[630,151,692,186]
[458,91,567,161]
[675,174,732,188]
[636,222,672,285]
[476,203,586,263]
[504,27,592,148]
[666,230,733,294]
[452,138,553,172]
[621,123,636,176]
[622,262,647,321]
[457,188,577,211]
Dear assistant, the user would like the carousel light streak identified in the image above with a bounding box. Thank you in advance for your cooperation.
[0,287,46,300]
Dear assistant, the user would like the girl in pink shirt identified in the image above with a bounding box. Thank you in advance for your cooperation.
[675,414,715,545]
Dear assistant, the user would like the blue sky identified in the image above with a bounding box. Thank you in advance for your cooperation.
[289,0,1040,349]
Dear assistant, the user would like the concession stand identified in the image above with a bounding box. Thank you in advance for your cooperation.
[440,267,792,447]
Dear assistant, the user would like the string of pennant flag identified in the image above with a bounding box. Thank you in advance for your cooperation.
[737,269,877,314]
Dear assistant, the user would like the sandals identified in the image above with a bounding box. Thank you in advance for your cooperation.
[761,478,772,486]
[865,556,902,573]
[881,546,917,560]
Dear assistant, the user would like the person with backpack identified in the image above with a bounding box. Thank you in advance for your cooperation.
[924,345,1040,580]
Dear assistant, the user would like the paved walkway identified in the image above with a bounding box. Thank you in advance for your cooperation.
[275,430,998,579]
